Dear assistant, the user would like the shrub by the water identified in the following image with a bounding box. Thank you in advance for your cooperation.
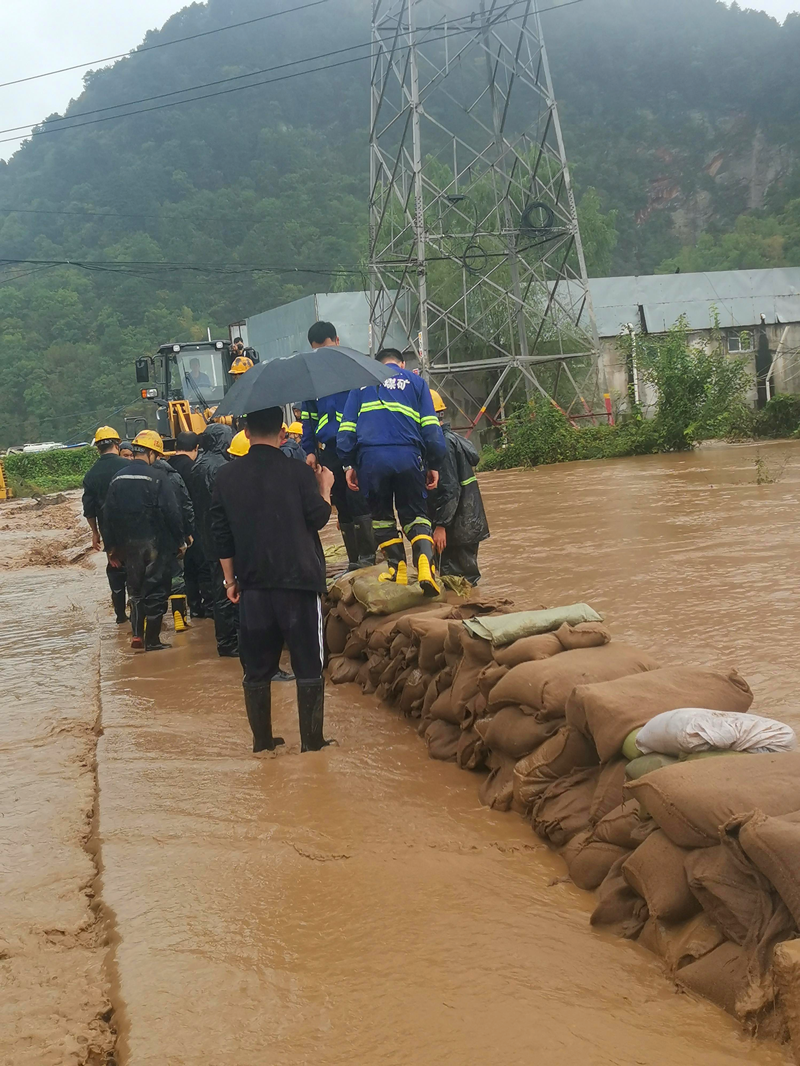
[3,446,96,495]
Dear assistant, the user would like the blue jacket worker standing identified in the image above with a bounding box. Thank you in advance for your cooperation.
[82,425,131,624]
[337,348,446,595]
[427,390,490,586]
[103,430,183,652]
[301,321,375,571]
[210,406,335,754]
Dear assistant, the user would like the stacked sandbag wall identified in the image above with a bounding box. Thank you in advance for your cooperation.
[323,573,800,1054]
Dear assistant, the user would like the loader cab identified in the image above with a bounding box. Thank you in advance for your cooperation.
[131,340,259,440]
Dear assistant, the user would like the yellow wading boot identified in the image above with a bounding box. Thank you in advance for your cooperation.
[169,593,190,632]
[416,554,440,597]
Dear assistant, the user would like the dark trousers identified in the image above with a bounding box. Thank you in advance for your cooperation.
[320,449,369,522]
[124,540,172,639]
[239,588,324,684]
[106,561,127,608]
[201,558,239,654]
[360,450,432,565]
[184,539,211,616]
[440,542,482,585]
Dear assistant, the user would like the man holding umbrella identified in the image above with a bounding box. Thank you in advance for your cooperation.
[208,341,392,753]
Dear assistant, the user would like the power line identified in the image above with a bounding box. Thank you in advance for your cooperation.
[0,256,365,277]
[0,0,590,145]
[0,0,334,91]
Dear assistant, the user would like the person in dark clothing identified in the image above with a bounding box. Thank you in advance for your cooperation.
[119,440,134,460]
[154,454,194,630]
[189,423,238,654]
[103,430,183,651]
[427,391,490,586]
[301,321,375,572]
[82,426,131,624]
[211,406,335,753]
[280,421,306,462]
[168,431,211,619]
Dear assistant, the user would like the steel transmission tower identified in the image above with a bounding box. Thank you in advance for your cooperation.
[368,0,607,432]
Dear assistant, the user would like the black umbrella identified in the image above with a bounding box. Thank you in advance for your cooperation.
[211,346,393,417]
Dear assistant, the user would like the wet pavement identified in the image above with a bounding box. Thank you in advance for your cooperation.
[92,440,800,1066]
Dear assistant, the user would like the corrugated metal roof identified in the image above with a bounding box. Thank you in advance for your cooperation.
[580,267,800,337]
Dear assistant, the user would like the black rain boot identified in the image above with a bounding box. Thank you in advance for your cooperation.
[339,522,361,571]
[377,533,407,585]
[412,537,441,597]
[353,514,376,569]
[111,588,128,624]
[144,614,171,651]
[243,682,285,753]
[297,678,333,752]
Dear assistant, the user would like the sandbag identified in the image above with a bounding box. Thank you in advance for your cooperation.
[424,719,461,762]
[513,726,597,813]
[478,751,517,811]
[736,810,800,928]
[389,633,411,658]
[366,604,455,652]
[482,706,561,760]
[325,612,350,655]
[638,913,725,972]
[477,662,508,700]
[624,752,800,849]
[493,632,564,667]
[456,727,485,771]
[463,603,603,646]
[443,622,464,667]
[531,766,600,846]
[555,621,610,650]
[590,854,649,937]
[411,617,453,673]
[327,656,363,685]
[398,669,429,715]
[489,644,659,718]
[395,607,455,638]
[588,758,627,826]
[635,708,796,757]
[625,753,679,780]
[622,830,700,922]
[448,631,495,722]
[337,598,367,629]
[685,843,774,946]
[566,839,630,891]
[592,801,654,850]
[676,942,749,1017]
[567,666,753,763]
[429,684,460,725]
[460,692,488,730]
[352,574,447,614]
[343,628,369,659]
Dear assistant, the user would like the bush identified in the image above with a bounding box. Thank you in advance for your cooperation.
[753,394,800,438]
[3,446,96,495]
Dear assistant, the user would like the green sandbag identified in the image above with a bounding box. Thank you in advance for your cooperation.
[352,575,447,615]
[462,603,603,646]
[625,753,678,781]
[622,728,641,761]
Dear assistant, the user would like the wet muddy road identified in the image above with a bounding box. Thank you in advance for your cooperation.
[91,440,800,1066]
[5,443,800,1064]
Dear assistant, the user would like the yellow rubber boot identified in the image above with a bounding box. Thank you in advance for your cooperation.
[395,560,408,586]
[416,554,440,597]
[378,567,397,583]
[169,594,190,632]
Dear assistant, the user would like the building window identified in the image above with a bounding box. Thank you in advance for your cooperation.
[728,331,753,353]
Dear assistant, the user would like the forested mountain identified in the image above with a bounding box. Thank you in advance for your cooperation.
[2,0,800,444]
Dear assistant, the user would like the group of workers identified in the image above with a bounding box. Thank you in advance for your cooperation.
[82,321,488,752]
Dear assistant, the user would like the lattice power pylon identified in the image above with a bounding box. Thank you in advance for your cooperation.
[368,0,608,432]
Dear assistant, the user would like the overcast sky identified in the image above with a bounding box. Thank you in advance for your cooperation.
[0,0,798,163]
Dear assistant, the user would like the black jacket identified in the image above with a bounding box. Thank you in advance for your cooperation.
[210,443,331,594]
[279,438,306,462]
[168,452,195,485]
[189,424,233,556]
[103,459,184,552]
[155,458,194,540]
[429,423,490,547]
[82,452,129,539]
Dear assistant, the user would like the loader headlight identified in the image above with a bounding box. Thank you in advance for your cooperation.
[172,344,181,353]
[141,388,158,399]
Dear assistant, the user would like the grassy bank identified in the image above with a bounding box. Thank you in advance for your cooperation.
[3,446,96,496]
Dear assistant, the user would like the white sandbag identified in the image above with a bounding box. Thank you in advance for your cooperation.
[635,708,797,757]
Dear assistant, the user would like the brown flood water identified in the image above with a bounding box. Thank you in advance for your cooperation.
[32,442,800,1064]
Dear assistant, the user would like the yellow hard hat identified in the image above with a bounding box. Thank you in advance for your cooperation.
[282,422,288,432]
[228,430,250,457]
[230,355,254,376]
[131,429,164,455]
[92,425,121,445]
[288,421,303,435]
[429,389,447,413]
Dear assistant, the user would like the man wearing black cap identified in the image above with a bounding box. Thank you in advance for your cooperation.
[210,406,335,753]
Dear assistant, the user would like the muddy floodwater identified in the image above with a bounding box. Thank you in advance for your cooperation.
[5,441,800,1065]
